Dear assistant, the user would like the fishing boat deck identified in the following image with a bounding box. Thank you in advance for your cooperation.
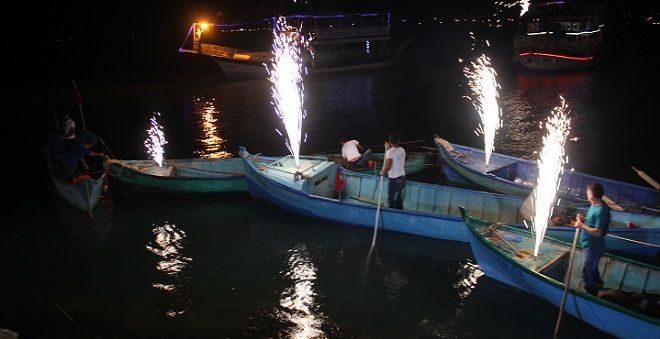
[473,223,660,295]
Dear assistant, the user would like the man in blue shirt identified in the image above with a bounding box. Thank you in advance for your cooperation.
[573,182,610,295]
[62,136,105,181]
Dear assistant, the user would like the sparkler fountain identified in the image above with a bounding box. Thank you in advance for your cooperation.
[531,96,571,257]
[145,112,168,167]
[267,16,306,167]
[464,54,502,170]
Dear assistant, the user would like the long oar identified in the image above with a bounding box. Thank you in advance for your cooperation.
[368,175,385,257]
[553,226,580,339]
[632,166,659,189]
[72,80,87,131]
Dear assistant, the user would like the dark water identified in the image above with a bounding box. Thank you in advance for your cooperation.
[6,21,659,338]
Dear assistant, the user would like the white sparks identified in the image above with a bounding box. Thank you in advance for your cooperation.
[519,0,530,17]
[531,96,571,257]
[267,16,306,167]
[464,54,502,169]
[144,112,168,167]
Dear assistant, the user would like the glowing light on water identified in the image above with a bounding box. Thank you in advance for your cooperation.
[267,16,306,167]
[193,97,231,158]
[464,54,502,169]
[146,222,192,317]
[531,96,571,257]
[144,112,168,167]
[278,246,324,338]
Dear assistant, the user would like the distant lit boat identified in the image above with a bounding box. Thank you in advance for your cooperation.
[434,136,660,214]
[513,1,604,71]
[239,147,660,255]
[179,13,392,80]
[104,158,247,194]
[459,207,660,338]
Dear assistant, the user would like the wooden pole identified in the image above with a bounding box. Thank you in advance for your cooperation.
[553,227,580,339]
[368,175,385,254]
[632,166,660,190]
[72,80,87,131]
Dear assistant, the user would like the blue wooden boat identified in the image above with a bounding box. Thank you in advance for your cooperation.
[459,207,660,338]
[104,158,247,194]
[239,147,660,254]
[435,136,660,213]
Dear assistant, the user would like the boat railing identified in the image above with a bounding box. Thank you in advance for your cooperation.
[199,43,271,61]
[311,26,389,39]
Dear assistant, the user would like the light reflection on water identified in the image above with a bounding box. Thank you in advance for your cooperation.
[277,245,326,339]
[454,260,484,300]
[145,222,192,318]
[192,96,232,159]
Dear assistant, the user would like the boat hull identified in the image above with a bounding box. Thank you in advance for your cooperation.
[51,175,105,211]
[242,155,469,242]
[213,57,391,80]
[106,158,247,195]
[462,212,660,338]
[518,53,597,71]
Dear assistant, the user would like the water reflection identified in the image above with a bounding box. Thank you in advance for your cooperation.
[145,222,192,317]
[278,245,325,339]
[192,97,232,159]
[454,260,484,300]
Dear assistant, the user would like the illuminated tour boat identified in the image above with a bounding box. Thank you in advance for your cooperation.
[513,1,604,71]
[179,13,392,80]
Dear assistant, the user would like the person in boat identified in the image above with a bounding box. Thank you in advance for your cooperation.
[61,113,77,152]
[340,137,372,169]
[61,135,105,182]
[572,182,611,295]
[380,133,406,210]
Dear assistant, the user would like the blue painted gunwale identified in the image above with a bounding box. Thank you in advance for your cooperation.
[460,208,660,338]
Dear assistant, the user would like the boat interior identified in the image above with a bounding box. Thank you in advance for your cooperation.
[109,159,245,178]
[474,222,660,319]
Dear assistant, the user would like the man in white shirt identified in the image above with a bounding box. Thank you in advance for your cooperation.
[340,138,373,168]
[380,133,406,209]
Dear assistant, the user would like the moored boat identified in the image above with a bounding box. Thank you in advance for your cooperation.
[104,158,247,195]
[43,131,107,213]
[435,136,660,214]
[459,207,660,338]
[179,13,392,80]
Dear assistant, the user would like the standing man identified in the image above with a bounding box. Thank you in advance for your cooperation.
[572,182,611,295]
[340,138,373,168]
[380,133,406,209]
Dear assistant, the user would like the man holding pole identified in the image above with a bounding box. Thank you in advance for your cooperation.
[380,133,406,210]
[572,182,611,295]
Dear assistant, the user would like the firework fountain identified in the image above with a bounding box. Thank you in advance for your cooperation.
[531,96,571,256]
[267,16,306,167]
[464,54,502,169]
[145,112,168,167]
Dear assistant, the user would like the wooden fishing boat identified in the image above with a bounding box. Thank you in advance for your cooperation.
[435,136,660,213]
[241,148,660,258]
[324,151,432,175]
[43,131,106,213]
[47,161,105,212]
[104,158,248,194]
[459,207,660,338]
[240,146,526,242]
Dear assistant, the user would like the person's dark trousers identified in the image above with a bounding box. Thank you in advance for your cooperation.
[354,149,373,167]
[388,176,406,209]
[582,246,604,295]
